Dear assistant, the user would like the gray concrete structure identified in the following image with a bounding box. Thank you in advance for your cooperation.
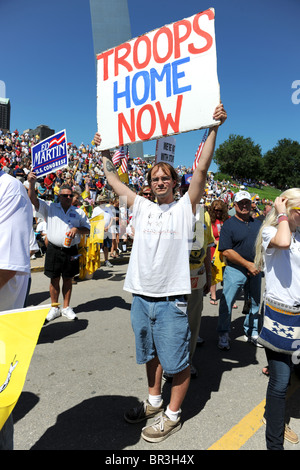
[0,97,10,132]
[89,0,143,159]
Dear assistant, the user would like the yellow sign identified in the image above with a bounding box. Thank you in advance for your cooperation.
[89,214,105,244]
[0,305,51,430]
[118,166,129,184]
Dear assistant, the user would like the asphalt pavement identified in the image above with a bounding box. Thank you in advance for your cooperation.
[12,254,300,452]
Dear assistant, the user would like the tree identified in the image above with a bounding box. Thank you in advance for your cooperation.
[262,139,300,188]
[214,134,263,180]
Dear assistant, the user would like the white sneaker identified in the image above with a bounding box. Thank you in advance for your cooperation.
[218,332,230,350]
[46,306,61,322]
[243,335,263,347]
[104,260,113,267]
[250,336,264,348]
[61,306,77,320]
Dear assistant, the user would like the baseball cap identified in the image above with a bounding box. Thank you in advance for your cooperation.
[96,194,109,203]
[234,191,251,203]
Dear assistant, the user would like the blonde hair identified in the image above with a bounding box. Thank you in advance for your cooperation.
[254,188,300,269]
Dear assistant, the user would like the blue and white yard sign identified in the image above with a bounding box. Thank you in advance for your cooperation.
[31,129,68,177]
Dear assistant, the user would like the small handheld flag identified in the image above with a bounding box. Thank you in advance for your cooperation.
[192,130,208,172]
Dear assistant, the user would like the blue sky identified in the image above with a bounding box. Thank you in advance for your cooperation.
[0,0,299,172]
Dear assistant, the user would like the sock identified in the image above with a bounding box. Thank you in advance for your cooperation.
[165,405,181,421]
[148,394,162,408]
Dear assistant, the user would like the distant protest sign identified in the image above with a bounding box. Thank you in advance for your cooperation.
[96,8,220,150]
[32,129,68,177]
[155,136,176,166]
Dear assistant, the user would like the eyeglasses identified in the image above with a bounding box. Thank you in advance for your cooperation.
[151,176,171,184]
[60,194,73,198]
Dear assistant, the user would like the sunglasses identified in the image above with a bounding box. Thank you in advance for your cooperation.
[60,194,73,198]
[291,207,300,210]
[143,192,151,196]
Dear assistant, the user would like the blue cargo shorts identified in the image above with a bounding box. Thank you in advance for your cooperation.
[130,294,191,375]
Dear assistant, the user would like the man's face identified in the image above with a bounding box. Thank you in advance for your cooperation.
[59,189,73,210]
[142,188,153,200]
[235,199,251,218]
[150,167,176,202]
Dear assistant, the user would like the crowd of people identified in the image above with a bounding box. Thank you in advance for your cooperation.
[0,128,270,211]
[1,109,300,451]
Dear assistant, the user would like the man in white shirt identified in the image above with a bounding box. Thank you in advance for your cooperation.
[0,170,33,449]
[94,103,227,443]
[28,172,90,322]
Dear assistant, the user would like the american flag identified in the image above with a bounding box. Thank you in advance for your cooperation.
[120,146,129,173]
[112,146,125,165]
[192,130,208,172]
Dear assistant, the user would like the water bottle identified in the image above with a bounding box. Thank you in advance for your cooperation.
[63,222,72,248]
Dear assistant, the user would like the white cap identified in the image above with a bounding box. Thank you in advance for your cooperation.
[234,190,251,203]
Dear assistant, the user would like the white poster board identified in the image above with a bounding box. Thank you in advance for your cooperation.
[155,136,176,166]
[97,8,220,150]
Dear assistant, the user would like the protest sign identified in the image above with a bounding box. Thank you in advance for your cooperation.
[0,305,51,430]
[155,136,176,166]
[97,8,220,150]
[32,129,68,177]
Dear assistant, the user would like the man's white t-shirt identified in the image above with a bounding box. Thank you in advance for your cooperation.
[124,193,195,297]
[0,171,32,273]
[0,171,33,310]
[262,226,300,306]
[92,205,113,229]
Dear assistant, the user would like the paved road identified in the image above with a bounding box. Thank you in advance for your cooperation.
[13,256,300,451]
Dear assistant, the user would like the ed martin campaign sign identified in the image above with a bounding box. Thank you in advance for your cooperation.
[32,130,68,177]
[97,8,220,150]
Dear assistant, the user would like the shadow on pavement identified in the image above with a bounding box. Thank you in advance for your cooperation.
[28,395,144,450]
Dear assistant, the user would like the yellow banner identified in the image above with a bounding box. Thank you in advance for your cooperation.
[89,214,105,244]
[118,167,129,184]
[81,190,90,200]
[0,305,51,430]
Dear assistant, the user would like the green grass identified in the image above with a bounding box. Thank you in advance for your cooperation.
[213,173,282,204]
[232,185,281,204]
[250,186,281,201]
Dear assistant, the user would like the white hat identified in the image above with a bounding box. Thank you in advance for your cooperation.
[234,190,251,203]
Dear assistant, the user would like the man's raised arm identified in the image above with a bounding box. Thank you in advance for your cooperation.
[27,171,40,212]
[188,103,227,213]
[93,134,136,208]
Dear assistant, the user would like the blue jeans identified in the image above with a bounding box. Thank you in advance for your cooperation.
[217,265,261,337]
[265,348,291,450]
[131,294,190,375]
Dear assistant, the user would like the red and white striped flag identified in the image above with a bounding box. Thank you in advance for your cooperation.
[112,146,125,166]
[120,146,129,173]
[192,130,208,172]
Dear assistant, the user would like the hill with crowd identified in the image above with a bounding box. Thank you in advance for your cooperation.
[0,128,277,217]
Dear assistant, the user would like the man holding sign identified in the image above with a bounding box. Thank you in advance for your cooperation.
[28,172,90,322]
[94,102,227,442]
